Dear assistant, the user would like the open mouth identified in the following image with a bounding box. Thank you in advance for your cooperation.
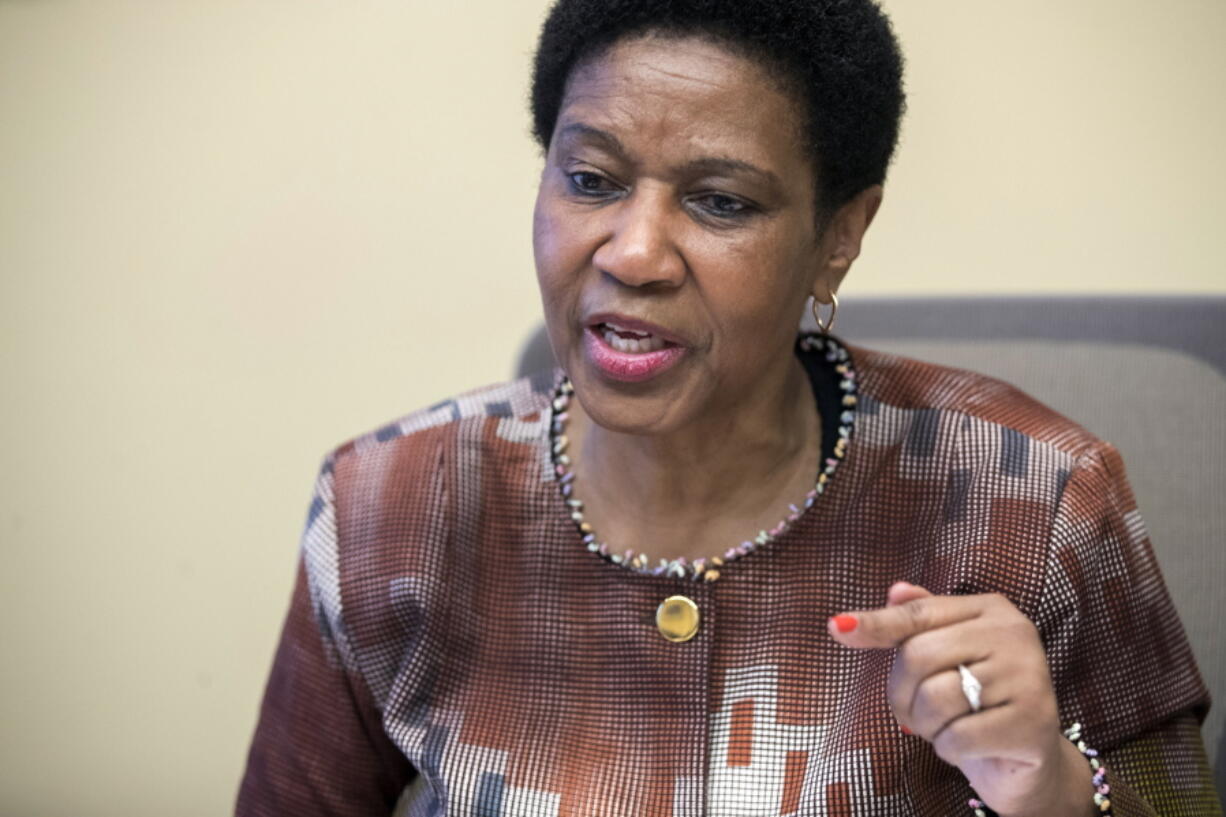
[582,319,688,383]
[595,321,674,354]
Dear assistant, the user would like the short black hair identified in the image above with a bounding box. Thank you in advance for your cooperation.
[530,0,906,215]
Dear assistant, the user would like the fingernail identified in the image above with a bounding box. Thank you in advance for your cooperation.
[900,724,912,735]
[831,614,858,633]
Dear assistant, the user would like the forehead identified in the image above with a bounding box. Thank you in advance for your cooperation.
[556,34,808,170]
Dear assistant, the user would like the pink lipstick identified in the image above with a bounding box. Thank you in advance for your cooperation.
[583,319,688,383]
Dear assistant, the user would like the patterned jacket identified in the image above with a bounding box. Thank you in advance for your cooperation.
[237,335,1219,816]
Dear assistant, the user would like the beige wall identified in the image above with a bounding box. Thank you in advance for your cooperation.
[2,1,1223,813]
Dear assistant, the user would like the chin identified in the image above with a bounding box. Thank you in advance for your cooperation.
[567,365,686,436]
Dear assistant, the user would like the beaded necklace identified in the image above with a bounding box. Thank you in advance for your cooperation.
[548,334,858,583]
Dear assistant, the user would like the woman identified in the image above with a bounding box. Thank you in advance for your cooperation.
[237,1,1219,815]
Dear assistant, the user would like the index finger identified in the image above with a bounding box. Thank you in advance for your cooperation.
[828,593,985,649]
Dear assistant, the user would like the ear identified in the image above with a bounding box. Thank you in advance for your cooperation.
[813,185,883,302]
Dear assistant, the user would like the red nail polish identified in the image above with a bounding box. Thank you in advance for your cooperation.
[832,614,857,633]
[900,724,912,735]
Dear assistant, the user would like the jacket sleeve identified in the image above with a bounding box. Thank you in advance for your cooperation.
[236,455,417,816]
[1035,441,1219,816]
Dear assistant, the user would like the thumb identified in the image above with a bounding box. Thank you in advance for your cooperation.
[886,581,933,607]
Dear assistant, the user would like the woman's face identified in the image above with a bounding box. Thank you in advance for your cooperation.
[533,34,837,435]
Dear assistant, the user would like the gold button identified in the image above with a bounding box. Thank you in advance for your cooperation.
[656,595,700,643]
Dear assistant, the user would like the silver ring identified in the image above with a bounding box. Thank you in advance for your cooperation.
[958,664,983,713]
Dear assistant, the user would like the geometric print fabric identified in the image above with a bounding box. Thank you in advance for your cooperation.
[238,335,1219,816]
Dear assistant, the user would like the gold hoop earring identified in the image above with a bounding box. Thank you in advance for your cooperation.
[811,292,838,334]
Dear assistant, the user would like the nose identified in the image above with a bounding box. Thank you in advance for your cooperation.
[591,187,686,289]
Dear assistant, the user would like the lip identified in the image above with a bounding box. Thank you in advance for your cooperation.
[584,312,690,348]
[582,324,688,383]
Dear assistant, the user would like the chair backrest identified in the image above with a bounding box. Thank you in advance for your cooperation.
[516,296,1226,798]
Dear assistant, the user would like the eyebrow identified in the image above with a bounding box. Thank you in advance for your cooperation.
[555,122,781,188]
[680,157,781,188]
[556,123,627,156]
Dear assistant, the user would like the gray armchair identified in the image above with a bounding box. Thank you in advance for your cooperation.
[517,296,1226,799]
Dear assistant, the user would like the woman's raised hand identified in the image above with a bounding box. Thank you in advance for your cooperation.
[828,582,1095,817]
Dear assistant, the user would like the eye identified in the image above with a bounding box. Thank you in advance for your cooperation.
[692,193,753,219]
[566,171,617,196]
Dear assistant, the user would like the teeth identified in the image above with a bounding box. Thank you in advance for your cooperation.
[601,326,665,353]
[605,321,649,337]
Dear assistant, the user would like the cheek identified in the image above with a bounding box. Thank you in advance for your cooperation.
[705,235,811,330]
[532,196,589,362]
[532,200,569,298]
[534,192,583,274]
[531,194,554,275]
[533,194,610,312]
